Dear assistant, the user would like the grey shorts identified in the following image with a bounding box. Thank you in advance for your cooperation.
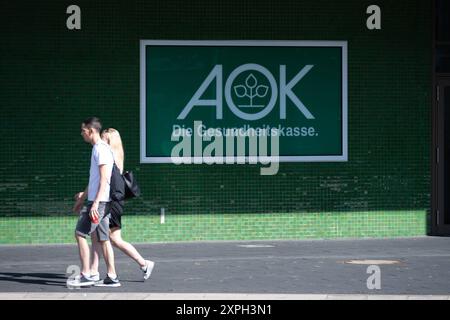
[75,201,110,242]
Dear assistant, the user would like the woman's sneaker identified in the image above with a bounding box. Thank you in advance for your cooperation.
[142,260,155,280]
[94,274,121,287]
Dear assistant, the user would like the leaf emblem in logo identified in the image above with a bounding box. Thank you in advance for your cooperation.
[245,73,258,89]
[255,85,268,98]
[234,85,247,98]
[233,73,268,108]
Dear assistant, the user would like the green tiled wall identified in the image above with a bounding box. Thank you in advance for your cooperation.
[0,0,432,244]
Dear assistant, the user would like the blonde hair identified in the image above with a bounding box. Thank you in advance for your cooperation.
[101,128,124,173]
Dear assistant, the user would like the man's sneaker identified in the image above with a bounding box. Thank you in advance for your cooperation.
[94,274,121,287]
[142,260,155,280]
[66,273,95,287]
[90,273,102,284]
[90,273,100,282]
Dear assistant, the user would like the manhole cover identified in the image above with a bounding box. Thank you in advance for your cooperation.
[344,259,401,265]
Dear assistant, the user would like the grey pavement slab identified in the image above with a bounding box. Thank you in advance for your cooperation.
[1,237,450,295]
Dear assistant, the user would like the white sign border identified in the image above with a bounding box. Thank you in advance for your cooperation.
[140,40,348,163]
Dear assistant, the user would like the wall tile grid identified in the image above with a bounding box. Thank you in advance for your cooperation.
[0,0,431,244]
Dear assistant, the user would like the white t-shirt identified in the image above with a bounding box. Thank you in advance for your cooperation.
[88,140,114,202]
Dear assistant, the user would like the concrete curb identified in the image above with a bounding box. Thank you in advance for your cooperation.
[1,293,450,300]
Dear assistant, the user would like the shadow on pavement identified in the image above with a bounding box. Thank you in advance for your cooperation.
[0,273,67,287]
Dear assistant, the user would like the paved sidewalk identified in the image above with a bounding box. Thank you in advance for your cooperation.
[1,237,450,298]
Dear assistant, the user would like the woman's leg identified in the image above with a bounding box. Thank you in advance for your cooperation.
[110,228,146,268]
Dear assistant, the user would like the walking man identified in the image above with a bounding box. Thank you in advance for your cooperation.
[69,117,120,287]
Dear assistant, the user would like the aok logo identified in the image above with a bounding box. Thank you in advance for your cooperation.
[177,63,315,121]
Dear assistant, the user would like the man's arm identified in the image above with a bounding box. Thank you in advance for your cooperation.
[89,164,109,221]
[72,186,88,213]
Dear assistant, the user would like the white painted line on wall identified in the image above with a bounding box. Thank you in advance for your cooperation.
[161,208,165,224]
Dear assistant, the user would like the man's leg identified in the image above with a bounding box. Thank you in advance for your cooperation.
[70,203,97,286]
[75,233,91,275]
[93,237,120,287]
[90,231,103,276]
[74,202,95,277]
[93,203,120,286]
[100,238,117,276]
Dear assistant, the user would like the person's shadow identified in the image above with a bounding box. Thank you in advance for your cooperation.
[0,272,68,287]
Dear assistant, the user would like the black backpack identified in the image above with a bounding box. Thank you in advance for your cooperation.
[122,170,141,199]
[110,163,141,201]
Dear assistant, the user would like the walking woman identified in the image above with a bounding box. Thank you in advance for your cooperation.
[90,128,155,283]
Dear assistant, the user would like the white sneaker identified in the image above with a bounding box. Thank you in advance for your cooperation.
[142,260,155,280]
[66,273,95,287]
[90,273,100,282]
[89,273,102,285]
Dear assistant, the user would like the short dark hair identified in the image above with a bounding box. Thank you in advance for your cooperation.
[82,117,102,132]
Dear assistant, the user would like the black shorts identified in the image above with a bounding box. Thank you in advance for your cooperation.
[109,200,124,229]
